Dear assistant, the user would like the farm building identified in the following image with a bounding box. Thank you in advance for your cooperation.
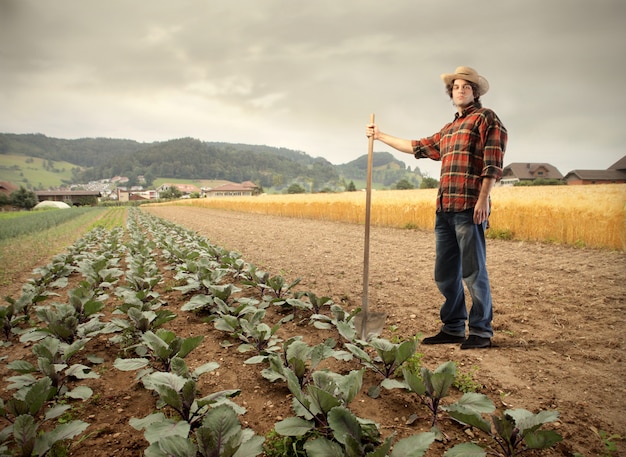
[203,181,261,197]
[500,163,563,186]
[116,188,159,202]
[34,200,71,210]
[34,190,101,206]
[156,183,201,197]
[0,181,19,197]
[563,155,626,185]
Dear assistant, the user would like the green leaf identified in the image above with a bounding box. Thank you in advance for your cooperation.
[193,361,220,377]
[44,404,71,421]
[290,358,307,380]
[157,385,184,412]
[453,393,495,414]
[142,330,169,353]
[444,442,487,457]
[434,360,457,376]
[274,417,314,436]
[492,413,516,445]
[237,343,255,353]
[304,437,345,457]
[50,277,69,289]
[336,321,356,341]
[6,373,37,391]
[232,434,265,457]
[334,369,364,404]
[114,357,149,371]
[524,430,563,449]
[201,404,241,451]
[159,420,194,445]
[402,368,425,395]
[155,435,198,457]
[25,377,54,416]
[345,343,371,362]
[65,385,93,400]
[381,379,406,390]
[244,355,267,364]
[130,412,166,431]
[307,385,341,415]
[66,363,100,379]
[390,432,436,457]
[327,406,361,445]
[83,299,104,316]
[428,371,455,398]
[286,340,311,364]
[146,372,187,393]
[34,420,90,456]
[196,389,241,408]
[6,360,37,374]
[396,339,418,365]
[445,405,492,434]
[178,335,204,358]
[508,408,559,434]
[13,415,37,456]
[284,368,307,406]
[181,294,213,311]
[170,357,189,377]
[142,418,190,445]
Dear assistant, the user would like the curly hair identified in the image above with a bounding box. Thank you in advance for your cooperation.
[445,80,482,108]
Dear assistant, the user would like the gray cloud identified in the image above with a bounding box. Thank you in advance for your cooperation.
[1,0,624,179]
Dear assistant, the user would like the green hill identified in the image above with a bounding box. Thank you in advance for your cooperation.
[337,151,421,188]
[0,133,424,191]
[0,154,78,190]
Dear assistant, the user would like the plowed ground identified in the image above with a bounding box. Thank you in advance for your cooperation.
[1,206,624,456]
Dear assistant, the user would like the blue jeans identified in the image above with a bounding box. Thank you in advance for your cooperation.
[434,209,493,338]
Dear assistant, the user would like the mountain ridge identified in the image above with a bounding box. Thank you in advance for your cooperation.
[0,133,423,191]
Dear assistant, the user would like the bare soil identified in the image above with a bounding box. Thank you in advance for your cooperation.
[1,206,625,457]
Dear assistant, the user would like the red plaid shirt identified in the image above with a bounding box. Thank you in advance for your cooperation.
[412,104,507,212]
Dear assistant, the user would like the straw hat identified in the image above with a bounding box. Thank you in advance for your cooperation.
[441,66,489,95]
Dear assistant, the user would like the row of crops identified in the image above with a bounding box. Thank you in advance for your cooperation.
[0,207,100,241]
[0,208,563,456]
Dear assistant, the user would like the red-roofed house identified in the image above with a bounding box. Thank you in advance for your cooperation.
[203,181,261,197]
[0,181,18,197]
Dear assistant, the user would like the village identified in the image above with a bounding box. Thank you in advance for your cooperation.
[1,156,623,208]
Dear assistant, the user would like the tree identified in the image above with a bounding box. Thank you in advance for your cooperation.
[11,186,38,210]
[347,181,357,192]
[160,186,183,200]
[143,171,155,187]
[287,183,306,194]
[395,178,414,190]
[420,177,439,189]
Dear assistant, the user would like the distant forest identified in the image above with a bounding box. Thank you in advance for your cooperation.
[0,133,423,190]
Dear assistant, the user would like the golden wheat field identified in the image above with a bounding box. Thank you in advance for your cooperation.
[155,184,626,250]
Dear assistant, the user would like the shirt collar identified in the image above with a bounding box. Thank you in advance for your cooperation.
[455,103,479,119]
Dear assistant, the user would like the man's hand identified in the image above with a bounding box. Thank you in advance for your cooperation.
[474,177,496,224]
[365,123,378,139]
[364,124,413,154]
[473,198,490,224]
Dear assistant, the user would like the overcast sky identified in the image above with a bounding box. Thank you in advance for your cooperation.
[1,0,624,178]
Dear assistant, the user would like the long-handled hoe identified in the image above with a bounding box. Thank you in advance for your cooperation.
[354,113,387,340]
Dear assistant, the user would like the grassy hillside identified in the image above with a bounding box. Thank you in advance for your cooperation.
[0,154,77,189]
[152,178,233,189]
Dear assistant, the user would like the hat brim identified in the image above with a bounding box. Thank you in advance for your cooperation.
[441,73,489,96]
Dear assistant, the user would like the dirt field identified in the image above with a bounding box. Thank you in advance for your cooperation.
[1,205,624,456]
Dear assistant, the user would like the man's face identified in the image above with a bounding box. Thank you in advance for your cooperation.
[452,78,475,108]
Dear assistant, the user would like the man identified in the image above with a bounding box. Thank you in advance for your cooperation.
[365,66,507,349]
